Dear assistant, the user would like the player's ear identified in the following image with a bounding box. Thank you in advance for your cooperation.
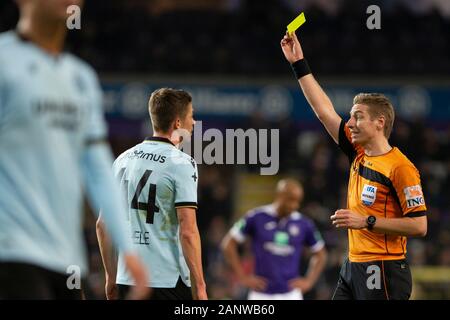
[174,118,181,129]
[377,116,386,132]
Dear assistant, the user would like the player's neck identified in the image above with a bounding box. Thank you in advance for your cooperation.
[153,132,179,146]
[363,137,392,157]
[17,17,67,55]
[273,203,289,219]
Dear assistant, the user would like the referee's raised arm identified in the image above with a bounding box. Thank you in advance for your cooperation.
[281,31,342,144]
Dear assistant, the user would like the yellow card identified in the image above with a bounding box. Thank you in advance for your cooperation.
[287,12,306,34]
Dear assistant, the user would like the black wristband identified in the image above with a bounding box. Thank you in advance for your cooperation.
[291,58,311,79]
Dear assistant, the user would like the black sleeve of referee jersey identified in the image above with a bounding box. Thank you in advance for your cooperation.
[404,211,427,218]
[338,119,356,163]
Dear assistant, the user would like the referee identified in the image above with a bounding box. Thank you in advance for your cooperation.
[281,31,427,300]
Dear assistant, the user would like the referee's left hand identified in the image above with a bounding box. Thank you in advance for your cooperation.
[331,209,367,230]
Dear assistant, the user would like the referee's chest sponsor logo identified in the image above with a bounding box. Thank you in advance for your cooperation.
[361,184,377,206]
[404,185,425,208]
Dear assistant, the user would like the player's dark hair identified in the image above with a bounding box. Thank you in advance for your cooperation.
[353,93,395,139]
[148,88,192,133]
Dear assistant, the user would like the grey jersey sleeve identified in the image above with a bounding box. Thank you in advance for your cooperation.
[173,156,198,209]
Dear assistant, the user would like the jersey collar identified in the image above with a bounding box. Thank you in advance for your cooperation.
[15,30,66,62]
[144,136,175,146]
[267,204,302,220]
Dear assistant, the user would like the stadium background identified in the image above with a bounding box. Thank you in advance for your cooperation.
[1,0,449,299]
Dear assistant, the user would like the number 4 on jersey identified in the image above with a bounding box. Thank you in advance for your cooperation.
[117,168,159,224]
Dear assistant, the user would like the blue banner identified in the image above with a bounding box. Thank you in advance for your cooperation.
[102,81,450,122]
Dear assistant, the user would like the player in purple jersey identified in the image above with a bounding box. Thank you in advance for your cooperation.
[222,179,327,300]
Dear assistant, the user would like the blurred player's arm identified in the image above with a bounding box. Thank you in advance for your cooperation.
[82,143,150,300]
[281,32,341,143]
[221,233,267,291]
[96,215,118,299]
[177,207,208,300]
[289,246,327,293]
[81,68,149,300]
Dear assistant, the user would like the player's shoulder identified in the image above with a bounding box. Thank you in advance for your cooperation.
[245,204,275,219]
[0,31,21,62]
[168,148,197,168]
[391,147,419,171]
[291,211,315,226]
[113,144,140,166]
[64,53,99,83]
[0,31,17,48]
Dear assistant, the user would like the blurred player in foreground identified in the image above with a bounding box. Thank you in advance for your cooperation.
[97,88,208,300]
[0,0,149,299]
[281,31,427,300]
[222,179,327,300]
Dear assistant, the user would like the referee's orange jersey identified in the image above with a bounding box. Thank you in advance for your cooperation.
[338,121,427,262]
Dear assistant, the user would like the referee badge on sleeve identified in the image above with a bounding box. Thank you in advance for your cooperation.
[361,184,377,206]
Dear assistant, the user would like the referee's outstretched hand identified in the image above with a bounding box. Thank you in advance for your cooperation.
[280,31,304,64]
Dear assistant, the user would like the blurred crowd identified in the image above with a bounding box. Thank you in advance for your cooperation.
[1,0,449,76]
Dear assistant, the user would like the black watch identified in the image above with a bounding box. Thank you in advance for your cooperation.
[367,215,376,230]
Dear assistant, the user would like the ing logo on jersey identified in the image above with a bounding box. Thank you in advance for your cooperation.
[404,185,425,208]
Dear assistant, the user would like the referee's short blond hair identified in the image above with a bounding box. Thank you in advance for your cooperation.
[353,93,395,139]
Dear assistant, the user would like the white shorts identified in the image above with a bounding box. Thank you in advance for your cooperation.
[247,288,303,300]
